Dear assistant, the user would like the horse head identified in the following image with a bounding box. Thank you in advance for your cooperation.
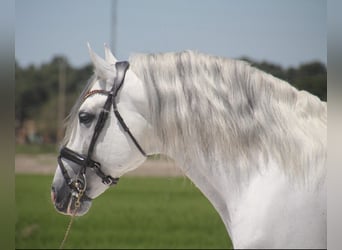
[51,44,157,216]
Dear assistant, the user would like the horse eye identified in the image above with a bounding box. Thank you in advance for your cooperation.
[79,111,95,124]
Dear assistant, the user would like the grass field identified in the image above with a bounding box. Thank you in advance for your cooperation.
[16,174,232,249]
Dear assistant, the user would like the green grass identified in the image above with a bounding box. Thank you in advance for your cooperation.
[16,174,232,249]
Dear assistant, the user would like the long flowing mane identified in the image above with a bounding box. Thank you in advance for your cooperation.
[130,51,326,183]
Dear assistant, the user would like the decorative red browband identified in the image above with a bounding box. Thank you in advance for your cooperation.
[83,89,109,100]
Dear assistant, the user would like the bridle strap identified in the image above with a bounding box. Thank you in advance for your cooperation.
[86,61,146,157]
[113,61,129,96]
[86,62,128,162]
[112,62,146,156]
[59,147,119,186]
[86,92,113,161]
[113,101,147,157]
[58,60,146,192]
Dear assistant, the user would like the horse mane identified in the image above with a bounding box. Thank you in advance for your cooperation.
[130,50,327,183]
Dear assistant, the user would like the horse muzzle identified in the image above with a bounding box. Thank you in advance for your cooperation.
[51,182,92,216]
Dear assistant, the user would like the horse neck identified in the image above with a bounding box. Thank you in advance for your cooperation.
[170,153,256,239]
[173,154,288,247]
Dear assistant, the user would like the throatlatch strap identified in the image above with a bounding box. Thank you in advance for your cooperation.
[113,101,147,157]
[112,62,147,157]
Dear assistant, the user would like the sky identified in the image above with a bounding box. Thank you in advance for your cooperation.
[15,0,326,69]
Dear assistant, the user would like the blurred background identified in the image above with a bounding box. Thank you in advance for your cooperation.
[15,0,326,248]
[15,0,326,148]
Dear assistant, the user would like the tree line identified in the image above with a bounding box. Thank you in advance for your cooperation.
[15,56,326,144]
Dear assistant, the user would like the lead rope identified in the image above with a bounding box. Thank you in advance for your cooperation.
[59,186,85,249]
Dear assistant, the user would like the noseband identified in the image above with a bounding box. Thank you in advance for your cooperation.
[58,61,146,198]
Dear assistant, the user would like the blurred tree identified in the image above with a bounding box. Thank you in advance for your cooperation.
[291,62,327,101]
[240,57,326,101]
[15,57,92,143]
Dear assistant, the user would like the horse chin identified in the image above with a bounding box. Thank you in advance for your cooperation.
[53,193,92,216]
[67,198,92,216]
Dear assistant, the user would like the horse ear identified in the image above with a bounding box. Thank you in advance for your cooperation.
[104,43,117,64]
[87,43,116,81]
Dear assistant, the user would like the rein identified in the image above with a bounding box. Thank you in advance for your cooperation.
[58,61,146,248]
[59,184,84,249]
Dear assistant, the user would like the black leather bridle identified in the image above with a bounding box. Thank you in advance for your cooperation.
[57,61,146,198]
